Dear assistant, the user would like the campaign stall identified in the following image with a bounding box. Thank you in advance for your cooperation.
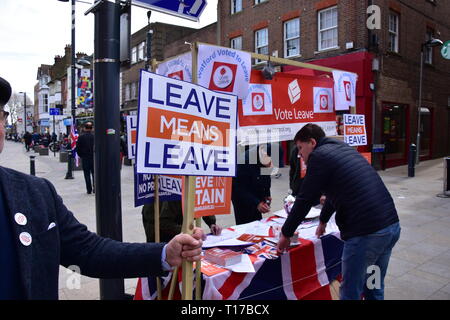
[131,42,358,300]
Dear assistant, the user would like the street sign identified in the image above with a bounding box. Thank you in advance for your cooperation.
[372,144,385,153]
[442,40,450,60]
[49,108,60,116]
[132,0,207,22]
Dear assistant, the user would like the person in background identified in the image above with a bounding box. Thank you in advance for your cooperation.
[232,144,272,225]
[23,131,32,152]
[76,122,95,194]
[142,200,222,243]
[277,123,400,300]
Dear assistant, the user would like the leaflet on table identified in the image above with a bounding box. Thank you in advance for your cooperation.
[225,254,255,273]
[201,253,255,274]
[274,206,324,219]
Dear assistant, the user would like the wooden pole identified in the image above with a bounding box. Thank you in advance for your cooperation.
[149,59,162,300]
[195,218,202,300]
[181,43,198,300]
[168,268,178,300]
[181,176,196,300]
[154,174,162,299]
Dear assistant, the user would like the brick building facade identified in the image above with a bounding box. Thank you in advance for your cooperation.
[218,0,450,167]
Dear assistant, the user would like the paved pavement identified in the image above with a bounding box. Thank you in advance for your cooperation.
[1,140,449,300]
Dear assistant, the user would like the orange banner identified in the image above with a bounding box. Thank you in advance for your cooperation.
[147,108,230,147]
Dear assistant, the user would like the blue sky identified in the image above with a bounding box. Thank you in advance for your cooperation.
[0,0,217,100]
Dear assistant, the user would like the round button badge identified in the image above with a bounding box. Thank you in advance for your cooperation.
[19,232,32,246]
[14,213,27,226]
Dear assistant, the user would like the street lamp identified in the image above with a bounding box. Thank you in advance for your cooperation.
[18,91,27,134]
[416,38,443,165]
[58,0,78,179]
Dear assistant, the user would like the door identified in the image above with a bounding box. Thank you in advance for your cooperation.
[419,107,433,161]
[382,103,409,168]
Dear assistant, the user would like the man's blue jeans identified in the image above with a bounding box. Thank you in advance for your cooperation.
[340,222,401,300]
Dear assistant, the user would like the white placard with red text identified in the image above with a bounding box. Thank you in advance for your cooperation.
[156,52,192,82]
[332,70,358,111]
[197,44,251,99]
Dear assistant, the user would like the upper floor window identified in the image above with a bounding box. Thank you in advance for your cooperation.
[43,94,48,113]
[138,42,146,61]
[230,36,242,50]
[125,83,131,101]
[231,0,242,14]
[318,6,338,51]
[255,28,268,64]
[254,0,268,4]
[131,46,137,64]
[388,12,399,53]
[284,18,300,58]
[131,82,137,100]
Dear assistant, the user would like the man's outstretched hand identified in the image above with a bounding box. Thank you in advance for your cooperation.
[165,227,205,267]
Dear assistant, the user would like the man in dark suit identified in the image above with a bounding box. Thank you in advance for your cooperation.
[0,76,204,300]
[232,144,272,225]
[76,122,95,194]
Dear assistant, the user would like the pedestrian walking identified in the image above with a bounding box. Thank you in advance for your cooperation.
[76,122,95,194]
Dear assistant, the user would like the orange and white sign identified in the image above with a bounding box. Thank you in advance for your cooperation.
[126,115,137,159]
[344,114,367,146]
[182,176,232,218]
[197,44,251,99]
[136,70,238,177]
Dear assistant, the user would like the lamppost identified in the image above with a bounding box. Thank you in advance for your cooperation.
[416,38,443,165]
[18,91,27,134]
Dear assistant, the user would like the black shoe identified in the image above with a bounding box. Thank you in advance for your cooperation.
[87,191,92,194]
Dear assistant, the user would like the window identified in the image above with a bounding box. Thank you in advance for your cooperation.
[43,94,48,113]
[131,46,137,64]
[424,29,434,64]
[131,82,137,100]
[388,12,399,53]
[230,36,242,50]
[125,83,131,101]
[254,0,268,4]
[284,18,300,57]
[255,28,268,64]
[318,6,338,51]
[138,42,146,61]
[231,0,242,14]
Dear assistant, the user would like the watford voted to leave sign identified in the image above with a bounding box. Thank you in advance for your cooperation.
[135,70,238,177]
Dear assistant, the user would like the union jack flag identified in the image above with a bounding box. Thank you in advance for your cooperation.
[134,233,343,300]
[70,120,80,166]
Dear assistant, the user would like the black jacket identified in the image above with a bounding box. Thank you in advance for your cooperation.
[0,166,166,299]
[76,131,94,159]
[232,162,271,225]
[282,138,399,240]
[289,146,303,196]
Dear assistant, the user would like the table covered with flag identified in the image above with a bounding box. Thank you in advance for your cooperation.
[134,216,343,300]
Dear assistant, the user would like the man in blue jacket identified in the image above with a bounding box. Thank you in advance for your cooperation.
[0,76,204,300]
[277,123,400,300]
